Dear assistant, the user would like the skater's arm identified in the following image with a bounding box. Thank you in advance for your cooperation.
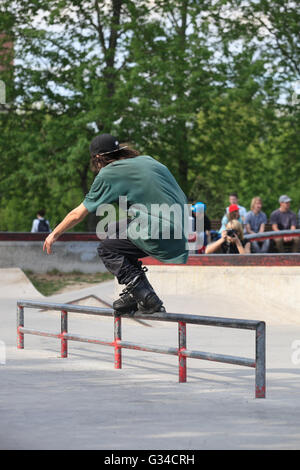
[43,203,88,254]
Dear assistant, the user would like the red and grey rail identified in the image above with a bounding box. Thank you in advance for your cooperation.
[244,229,300,243]
[16,300,266,398]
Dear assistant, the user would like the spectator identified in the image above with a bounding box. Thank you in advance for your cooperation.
[219,204,243,233]
[226,192,247,223]
[206,220,250,254]
[270,195,300,253]
[245,197,270,253]
[31,210,51,233]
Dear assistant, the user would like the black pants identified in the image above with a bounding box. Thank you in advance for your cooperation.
[97,221,148,285]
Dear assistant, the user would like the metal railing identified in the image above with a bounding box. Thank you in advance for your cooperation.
[16,300,266,398]
[244,229,300,243]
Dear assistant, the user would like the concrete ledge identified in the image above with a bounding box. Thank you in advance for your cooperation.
[143,253,300,266]
[0,232,99,241]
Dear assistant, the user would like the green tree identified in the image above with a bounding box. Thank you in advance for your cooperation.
[0,0,152,230]
[0,0,299,231]
[118,0,219,193]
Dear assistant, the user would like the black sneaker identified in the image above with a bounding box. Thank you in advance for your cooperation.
[113,263,152,313]
[113,288,137,313]
[128,274,164,314]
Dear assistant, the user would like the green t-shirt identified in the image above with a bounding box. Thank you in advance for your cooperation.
[83,155,188,264]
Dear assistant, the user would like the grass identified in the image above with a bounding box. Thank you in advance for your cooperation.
[24,269,114,296]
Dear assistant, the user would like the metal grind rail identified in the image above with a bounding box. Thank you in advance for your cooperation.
[16,300,266,398]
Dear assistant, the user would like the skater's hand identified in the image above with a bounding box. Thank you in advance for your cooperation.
[43,233,57,254]
[42,203,89,255]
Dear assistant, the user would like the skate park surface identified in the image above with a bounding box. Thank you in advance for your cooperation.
[1,266,300,450]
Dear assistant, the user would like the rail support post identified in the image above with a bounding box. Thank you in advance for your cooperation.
[255,321,266,398]
[178,321,187,383]
[114,312,122,369]
[61,310,68,358]
[17,305,24,349]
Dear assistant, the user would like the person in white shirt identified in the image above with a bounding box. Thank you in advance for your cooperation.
[226,192,247,223]
[31,210,51,233]
[226,193,247,224]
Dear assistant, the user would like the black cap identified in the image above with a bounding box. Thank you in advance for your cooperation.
[89,134,123,156]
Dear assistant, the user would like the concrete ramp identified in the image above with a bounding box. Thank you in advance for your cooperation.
[158,292,294,326]
[120,265,300,326]
[3,264,299,325]
[0,268,43,299]
[0,267,115,305]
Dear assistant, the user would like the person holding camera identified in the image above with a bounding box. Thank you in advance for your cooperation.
[205,220,249,254]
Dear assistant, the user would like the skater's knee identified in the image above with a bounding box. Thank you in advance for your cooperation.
[97,240,110,257]
[97,242,104,257]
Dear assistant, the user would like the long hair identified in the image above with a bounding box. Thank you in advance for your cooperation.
[250,196,262,211]
[228,209,240,221]
[90,143,140,174]
[226,219,244,240]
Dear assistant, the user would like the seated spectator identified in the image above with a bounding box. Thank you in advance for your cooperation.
[191,201,211,249]
[245,197,270,253]
[270,195,300,253]
[226,192,247,223]
[219,204,243,233]
[206,220,250,254]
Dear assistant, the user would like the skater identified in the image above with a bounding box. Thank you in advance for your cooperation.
[43,134,189,314]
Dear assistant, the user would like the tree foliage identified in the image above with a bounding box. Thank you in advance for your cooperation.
[0,0,299,230]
